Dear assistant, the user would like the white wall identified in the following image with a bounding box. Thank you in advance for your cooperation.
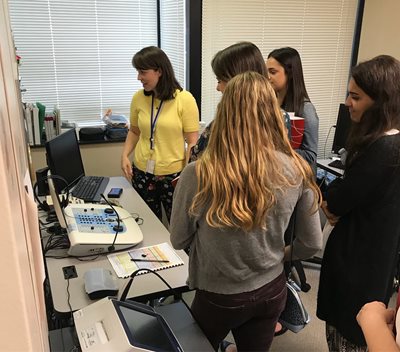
[0,2,49,350]
[31,141,126,179]
[358,0,400,62]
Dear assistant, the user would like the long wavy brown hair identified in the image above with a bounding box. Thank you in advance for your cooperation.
[190,72,321,231]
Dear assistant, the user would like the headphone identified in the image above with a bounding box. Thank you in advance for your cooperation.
[33,174,70,212]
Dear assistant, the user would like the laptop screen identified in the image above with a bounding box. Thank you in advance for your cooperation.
[45,128,85,192]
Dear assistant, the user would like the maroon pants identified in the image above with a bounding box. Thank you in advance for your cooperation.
[191,272,287,351]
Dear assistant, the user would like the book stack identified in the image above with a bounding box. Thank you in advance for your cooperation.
[23,103,62,145]
[23,103,41,145]
[44,114,56,141]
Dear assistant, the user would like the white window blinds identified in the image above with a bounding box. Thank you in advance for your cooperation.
[159,0,186,88]
[202,0,359,157]
[9,0,157,126]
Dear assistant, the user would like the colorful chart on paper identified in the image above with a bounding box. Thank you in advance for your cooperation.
[107,242,184,278]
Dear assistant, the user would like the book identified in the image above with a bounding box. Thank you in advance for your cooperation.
[107,242,184,278]
[53,106,61,136]
[289,114,305,149]
[36,102,46,141]
[24,104,34,145]
[31,104,41,145]
[44,115,55,141]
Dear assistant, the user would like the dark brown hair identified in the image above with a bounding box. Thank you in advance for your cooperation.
[132,46,182,100]
[211,42,268,81]
[346,55,400,166]
[268,47,310,116]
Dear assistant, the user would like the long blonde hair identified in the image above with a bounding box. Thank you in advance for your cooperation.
[190,72,321,231]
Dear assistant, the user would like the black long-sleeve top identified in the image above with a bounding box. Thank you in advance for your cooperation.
[317,133,400,345]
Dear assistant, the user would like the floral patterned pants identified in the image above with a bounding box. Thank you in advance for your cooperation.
[326,324,367,352]
[131,165,179,222]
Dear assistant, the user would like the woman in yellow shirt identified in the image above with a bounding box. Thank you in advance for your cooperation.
[121,46,199,221]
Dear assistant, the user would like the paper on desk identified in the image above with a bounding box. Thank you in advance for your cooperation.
[107,242,184,278]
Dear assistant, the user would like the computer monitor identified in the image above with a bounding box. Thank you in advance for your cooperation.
[331,103,352,154]
[45,128,85,193]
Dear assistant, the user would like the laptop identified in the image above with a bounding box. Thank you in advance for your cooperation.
[45,128,109,202]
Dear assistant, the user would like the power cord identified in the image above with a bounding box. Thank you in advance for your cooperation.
[100,194,121,252]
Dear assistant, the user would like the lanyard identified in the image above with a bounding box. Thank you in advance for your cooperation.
[150,95,163,150]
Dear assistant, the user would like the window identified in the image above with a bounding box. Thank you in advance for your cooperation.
[9,0,158,126]
[160,0,186,88]
[202,0,359,157]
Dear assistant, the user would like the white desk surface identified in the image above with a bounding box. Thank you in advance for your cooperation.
[45,177,190,315]
[317,158,344,177]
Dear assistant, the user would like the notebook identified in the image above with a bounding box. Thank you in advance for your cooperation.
[107,242,184,278]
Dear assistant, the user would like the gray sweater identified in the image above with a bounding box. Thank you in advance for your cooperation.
[170,153,322,294]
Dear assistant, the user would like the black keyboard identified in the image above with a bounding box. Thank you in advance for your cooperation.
[71,176,109,202]
[328,159,345,170]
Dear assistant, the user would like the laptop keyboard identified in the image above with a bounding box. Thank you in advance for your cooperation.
[71,176,109,202]
[328,159,345,170]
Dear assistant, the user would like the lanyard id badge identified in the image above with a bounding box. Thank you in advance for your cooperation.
[146,159,156,174]
[146,95,163,174]
[149,95,164,150]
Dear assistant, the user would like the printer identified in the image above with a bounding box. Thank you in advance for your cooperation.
[73,297,183,351]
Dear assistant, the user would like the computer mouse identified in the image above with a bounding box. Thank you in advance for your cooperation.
[84,268,119,300]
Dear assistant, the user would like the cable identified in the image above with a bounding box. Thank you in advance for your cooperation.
[65,278,73,323]
[43,231,70,254]
[130,212,144,225]
[100,194,121,253]
[33,174,70,212]
[119,268,194,315]
[323,125,336,159]
[120,268,174,301]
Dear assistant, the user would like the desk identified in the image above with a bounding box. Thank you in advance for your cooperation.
[317,158,344,177]
[45,177,190,316]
